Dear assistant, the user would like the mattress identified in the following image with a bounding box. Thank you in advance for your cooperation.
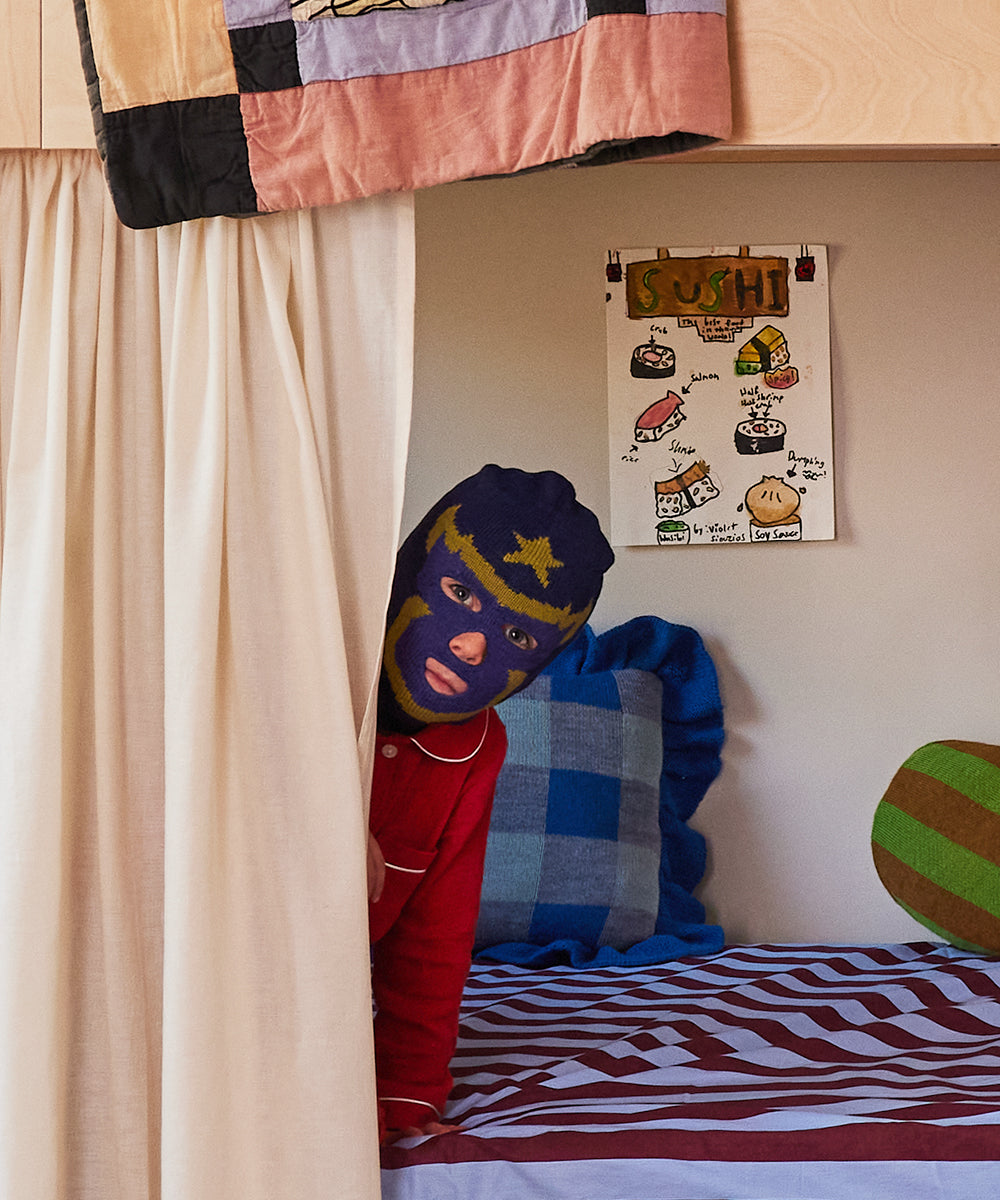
[380,942,1000,1199]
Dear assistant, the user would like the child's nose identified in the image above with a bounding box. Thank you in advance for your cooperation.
[450,631,487,665]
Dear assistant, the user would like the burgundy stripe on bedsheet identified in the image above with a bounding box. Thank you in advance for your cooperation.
[381,943,1000,1172]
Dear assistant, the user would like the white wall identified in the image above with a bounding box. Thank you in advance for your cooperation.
[408,161,1000,945]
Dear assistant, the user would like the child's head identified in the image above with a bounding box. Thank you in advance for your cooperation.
[379,465,614,731]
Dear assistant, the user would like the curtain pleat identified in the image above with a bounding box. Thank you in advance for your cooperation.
[0,149,414,1200]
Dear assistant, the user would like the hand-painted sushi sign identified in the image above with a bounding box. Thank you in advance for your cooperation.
[607,244,834,547]
[626,247,789,320]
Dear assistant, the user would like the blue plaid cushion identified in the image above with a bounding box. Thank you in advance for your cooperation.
[474,616,725,968]
[476,669,664,951]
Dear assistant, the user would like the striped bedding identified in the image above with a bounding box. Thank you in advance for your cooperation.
[380,943,1000,1199]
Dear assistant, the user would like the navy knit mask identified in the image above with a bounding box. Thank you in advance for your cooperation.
[378,465,614,731]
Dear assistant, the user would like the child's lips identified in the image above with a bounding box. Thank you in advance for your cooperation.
[424,658,468,696]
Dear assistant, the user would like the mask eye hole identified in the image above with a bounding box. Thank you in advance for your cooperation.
[440,575,482,613]
[503,625,538,652]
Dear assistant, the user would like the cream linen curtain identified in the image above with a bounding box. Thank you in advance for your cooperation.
[0,150,414,1200]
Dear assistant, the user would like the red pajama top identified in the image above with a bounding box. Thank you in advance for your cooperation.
[369,707,507,1133]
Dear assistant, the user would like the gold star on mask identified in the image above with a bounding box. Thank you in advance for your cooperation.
[503,533,564,588]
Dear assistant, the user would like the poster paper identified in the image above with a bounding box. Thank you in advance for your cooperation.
[606,244,834,547]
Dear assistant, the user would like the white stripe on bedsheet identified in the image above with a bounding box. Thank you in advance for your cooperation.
[383,1155,1000,1200]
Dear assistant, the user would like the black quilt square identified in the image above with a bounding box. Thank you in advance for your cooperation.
[587,1,647,15]
[102,96,258,228]
[229,21,302,94]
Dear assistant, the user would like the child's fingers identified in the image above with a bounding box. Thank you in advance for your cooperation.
[381,1120,463,1145]
[418,1121,462,1137]
[367,832,386,902]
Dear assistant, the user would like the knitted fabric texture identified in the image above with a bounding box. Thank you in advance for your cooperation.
[379,465,614,731]
[873,741,1000,953]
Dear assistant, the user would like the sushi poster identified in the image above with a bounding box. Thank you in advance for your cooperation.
[606,244,834,547]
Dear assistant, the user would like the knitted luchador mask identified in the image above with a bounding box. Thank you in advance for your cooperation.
[378,465,614,732]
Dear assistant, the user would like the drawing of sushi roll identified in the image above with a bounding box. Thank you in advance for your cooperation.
[630,338,676,378]
[635,392,685,442]
[734,417,786,455]
[735,326,789,376]
[654,461,719,517]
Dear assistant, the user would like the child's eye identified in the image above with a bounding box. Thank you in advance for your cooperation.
[440,576,481,611]
[503,625,538,651]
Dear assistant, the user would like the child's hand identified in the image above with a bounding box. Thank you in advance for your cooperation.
[367,832,386,903]
[381,1120,462,1145]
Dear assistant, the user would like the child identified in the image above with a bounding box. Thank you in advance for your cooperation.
[368,464,614,1142]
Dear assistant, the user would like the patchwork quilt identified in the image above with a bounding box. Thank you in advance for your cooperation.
[71,0,732,228]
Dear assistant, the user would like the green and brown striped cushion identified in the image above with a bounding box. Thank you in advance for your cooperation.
[872,741,1000,953]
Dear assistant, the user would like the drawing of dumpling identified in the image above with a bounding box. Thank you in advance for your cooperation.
[630,338,676,378]
[745,475,800,525]
[654,461,720,517]
[735,326,789,375]
[635,392,685,442]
